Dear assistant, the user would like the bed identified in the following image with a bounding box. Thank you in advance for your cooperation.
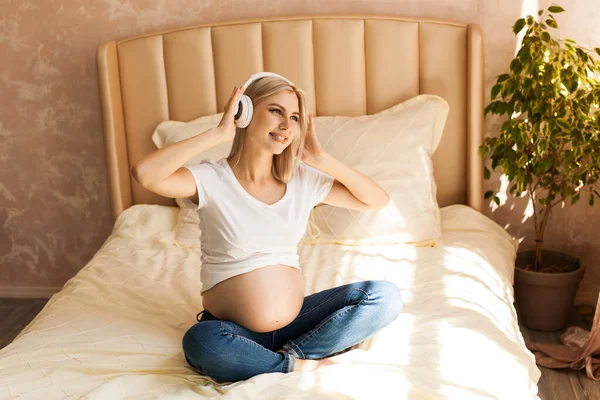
[0,15,542,400]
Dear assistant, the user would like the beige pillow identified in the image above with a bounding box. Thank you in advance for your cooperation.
[299,94,449,245]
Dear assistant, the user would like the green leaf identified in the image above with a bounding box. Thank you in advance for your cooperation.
[526,15,535,26]
[491,84,502,99]
[510,58,523,75]
[496,102,507,115]
[540,120,549,135]
[595,48,600,57]
[548,6,565,13]
[572,192,580,204]
[538,9,544,16]
[513,18,526,34]
[590,193,596,206]
[494,196,501,206]
[519,47,531,63]
[497,74,510,83]
[506,79,517,96]
[484,190,494,199]
[542,31,551,42]
[478,145,488,156]
[484,167,491,180]
[546,18,558,29]
[484,103,493,116]
[536,156,555,174]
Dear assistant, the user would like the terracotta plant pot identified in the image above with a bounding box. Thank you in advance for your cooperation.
[514,250,585,331]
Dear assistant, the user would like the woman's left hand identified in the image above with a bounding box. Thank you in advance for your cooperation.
[302,115,325,166]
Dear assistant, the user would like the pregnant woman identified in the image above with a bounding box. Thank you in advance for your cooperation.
[132,72,403,383]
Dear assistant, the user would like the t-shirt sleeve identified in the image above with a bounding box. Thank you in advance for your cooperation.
[179,160,216,210]
[300,162,335,207]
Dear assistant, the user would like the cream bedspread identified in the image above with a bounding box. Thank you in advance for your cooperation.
[0,205,541,399]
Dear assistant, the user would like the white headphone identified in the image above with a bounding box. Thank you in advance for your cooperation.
[233,72,295,128]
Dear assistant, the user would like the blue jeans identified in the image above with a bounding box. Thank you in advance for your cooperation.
[182,280,403,383]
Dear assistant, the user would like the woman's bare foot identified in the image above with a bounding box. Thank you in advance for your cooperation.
[292,358,321,372]
[293,357,341,372]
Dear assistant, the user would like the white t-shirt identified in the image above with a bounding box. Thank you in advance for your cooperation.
[181,157,334,294]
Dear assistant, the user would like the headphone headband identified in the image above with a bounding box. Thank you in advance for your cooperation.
[234,72,295,129]
[241,72,294,91]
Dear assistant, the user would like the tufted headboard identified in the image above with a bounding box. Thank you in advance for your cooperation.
[96,15,484,222]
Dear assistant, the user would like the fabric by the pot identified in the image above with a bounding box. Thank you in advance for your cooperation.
[526,294,600,380]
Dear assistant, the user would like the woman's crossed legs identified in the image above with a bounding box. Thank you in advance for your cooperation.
[182,279,403,383]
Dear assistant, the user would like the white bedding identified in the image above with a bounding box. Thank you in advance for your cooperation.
[0,204,541,399]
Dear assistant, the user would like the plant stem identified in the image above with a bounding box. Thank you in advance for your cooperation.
[534,233,543,272]
[528,182,539,237]
[535,204,552,272]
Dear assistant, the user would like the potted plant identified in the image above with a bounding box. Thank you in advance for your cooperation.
[479,4,600,331]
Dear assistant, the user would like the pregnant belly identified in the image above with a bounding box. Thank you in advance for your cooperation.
[201,264,305,333]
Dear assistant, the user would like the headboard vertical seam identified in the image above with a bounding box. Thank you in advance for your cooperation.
[417,22,421,94]
[467,24,484,212]
[161,35,170,121]
[115,42,134,218]
[209,27,217,113]
[260,22,265,74]
[311,19,317,116]
[465,33,470,207]
[363,19,368,114]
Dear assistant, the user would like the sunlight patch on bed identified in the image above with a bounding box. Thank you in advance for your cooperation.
[293,365,412,400]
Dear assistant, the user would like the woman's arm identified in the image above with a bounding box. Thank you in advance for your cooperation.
[132,86,242,187]
[132,127,222,187]
[310,152,390,211]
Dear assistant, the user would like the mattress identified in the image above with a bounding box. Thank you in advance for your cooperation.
[0,204,541,399]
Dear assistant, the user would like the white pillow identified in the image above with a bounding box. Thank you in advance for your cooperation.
[299,94,449,245]
[151,113,228,247]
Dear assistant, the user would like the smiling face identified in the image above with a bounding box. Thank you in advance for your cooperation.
[227,76,308,183]
[244,90,300,154]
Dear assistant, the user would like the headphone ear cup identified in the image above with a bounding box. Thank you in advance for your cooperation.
[235,95,254,128]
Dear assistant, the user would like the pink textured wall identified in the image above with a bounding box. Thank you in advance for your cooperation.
[1,0,598,304]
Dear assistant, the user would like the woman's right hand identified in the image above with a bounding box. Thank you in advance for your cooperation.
[216,86,243,142]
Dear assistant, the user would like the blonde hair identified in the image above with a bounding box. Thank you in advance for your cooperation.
[227,76,309,183]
